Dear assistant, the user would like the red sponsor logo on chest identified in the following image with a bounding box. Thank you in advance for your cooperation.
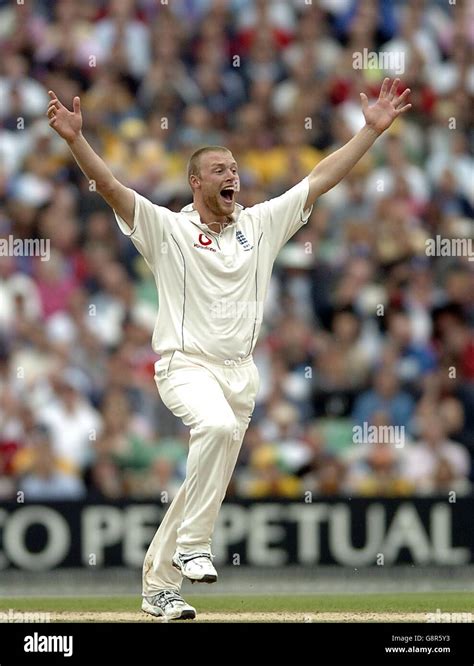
[193,232,216,252]
[198,233,212,246]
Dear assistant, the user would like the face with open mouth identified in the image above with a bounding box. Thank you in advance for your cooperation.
[219,186,235,206]
[194,150,239,218]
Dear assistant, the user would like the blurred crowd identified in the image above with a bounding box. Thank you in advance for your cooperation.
[0,0,473,502]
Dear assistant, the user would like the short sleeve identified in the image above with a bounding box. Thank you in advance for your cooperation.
[251,177,313,255]
[114,191,167,270]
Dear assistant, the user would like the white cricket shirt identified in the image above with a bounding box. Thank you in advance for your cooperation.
[114,177,312,362]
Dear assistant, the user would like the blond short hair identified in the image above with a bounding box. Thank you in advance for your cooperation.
[187,146,231,184]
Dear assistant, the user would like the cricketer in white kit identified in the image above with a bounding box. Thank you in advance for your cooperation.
[47,78,411,620]
[115,155,312,602]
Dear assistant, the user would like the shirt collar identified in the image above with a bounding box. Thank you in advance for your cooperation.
[180,202,243,230]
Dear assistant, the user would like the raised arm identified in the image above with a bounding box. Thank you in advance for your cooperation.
[305,78,411,208]
[47,90,135,228]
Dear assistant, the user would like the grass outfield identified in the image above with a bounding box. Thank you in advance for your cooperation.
[0,593,473,622]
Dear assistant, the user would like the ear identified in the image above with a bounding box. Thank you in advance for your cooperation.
[189,174,200,191]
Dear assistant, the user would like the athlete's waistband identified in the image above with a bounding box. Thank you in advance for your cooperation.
[159,349,254,367]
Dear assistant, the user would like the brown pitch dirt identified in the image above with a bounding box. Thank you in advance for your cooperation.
[52,611,427,623]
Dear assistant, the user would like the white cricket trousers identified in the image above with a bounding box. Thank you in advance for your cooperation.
[142,349,259,596]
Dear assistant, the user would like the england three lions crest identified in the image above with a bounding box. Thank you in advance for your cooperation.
[236,230,253,251]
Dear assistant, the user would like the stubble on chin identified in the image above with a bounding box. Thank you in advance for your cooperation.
[205,193,226,218]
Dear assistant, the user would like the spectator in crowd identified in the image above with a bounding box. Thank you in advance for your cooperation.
[402,413,471,495]
[299,423,348,496]
[384,308,438,388]
[237,442,302,499]
[33,369,102,471]
[352,366,416,431]
[345,440,413,496]
[345,410,413,496]
[18,424,86,501]
[85,454,124,500]
[90,388,185,499]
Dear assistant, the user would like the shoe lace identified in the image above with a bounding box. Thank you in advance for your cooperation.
[154,590,184,609]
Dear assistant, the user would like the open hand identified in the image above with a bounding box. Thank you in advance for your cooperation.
[47,90,82,143]
[360,78,411,136]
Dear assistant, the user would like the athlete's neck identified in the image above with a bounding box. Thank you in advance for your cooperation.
[193,201,232,233]
[205,218,233,233]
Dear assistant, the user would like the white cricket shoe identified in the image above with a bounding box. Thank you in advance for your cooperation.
[172,551,218,584]
[141,590,196,620]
